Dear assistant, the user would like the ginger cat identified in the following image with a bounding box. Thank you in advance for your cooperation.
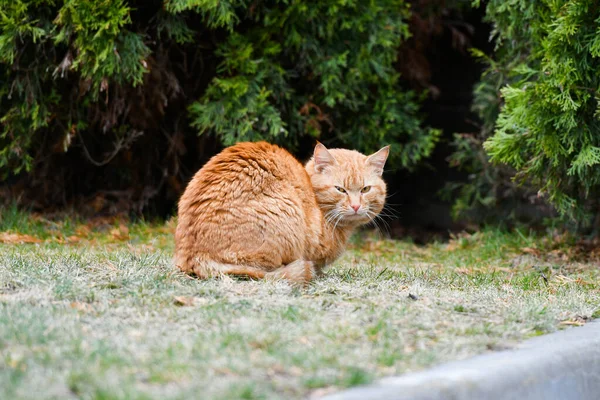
[175,141,389,284]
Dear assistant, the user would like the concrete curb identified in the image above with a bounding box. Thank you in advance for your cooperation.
[323,321,600,400]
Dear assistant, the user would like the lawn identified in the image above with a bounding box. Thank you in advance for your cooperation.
[1,207,599,399]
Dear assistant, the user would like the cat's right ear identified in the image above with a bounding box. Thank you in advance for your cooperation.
[313,142,336,173]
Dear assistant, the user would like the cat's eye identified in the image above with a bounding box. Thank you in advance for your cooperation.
[335,186,347,194]
[361,186,371,193]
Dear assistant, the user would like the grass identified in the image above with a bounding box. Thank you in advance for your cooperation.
[1,207,599,399]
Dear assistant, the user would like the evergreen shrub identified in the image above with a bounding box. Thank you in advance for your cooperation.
[0,0,439,211]
[474,0,600,225]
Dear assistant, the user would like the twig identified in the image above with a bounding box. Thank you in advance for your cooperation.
[78,130,144,167]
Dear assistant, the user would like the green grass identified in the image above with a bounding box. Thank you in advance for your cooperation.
[1,208,599,399]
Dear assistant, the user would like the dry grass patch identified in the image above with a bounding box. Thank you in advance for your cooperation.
[1,209,599,399]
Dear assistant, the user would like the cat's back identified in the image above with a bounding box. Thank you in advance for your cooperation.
[179,141,308,206]
[207,141,302,182]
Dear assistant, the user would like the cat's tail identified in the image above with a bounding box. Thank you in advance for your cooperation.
[175,255,314,285]
[264,259,315,284]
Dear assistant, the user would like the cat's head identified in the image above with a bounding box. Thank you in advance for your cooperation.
[305,143,389,228]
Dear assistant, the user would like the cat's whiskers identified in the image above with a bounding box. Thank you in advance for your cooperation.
[365,208,392,238]
[331,213,347,247]
[324,208,340,224]
[380,203,400,218]
[366,203,398,221]
[323,206,339,221]
[323,208,346,244]
[366,212,385,238]
[324,209,340,225]
[332,212,344,232]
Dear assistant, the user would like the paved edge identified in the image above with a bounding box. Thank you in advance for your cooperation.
[322,321,600,400]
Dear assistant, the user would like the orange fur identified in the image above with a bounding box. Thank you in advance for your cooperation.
[175,141,388,284]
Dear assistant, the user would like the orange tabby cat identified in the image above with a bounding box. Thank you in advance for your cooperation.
[175,141,389,284]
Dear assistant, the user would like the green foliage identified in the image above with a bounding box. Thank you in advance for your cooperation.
[187,0,440,167]
[0,0,438,196]
[479,0,600,223]
[55,0,150,89]
[0,0,150,180]
[442,49,542,224]
[0,0,57,176]
[164,0,245,29]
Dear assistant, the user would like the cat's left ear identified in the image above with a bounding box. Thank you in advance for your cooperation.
[366,145,390,176]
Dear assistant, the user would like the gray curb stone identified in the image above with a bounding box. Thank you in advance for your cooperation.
[323,321,600,400]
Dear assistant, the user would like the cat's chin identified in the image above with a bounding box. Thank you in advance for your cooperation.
[338,214,372,226]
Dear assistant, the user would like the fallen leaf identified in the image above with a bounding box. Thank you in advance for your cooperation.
[70,302,93,312]
[560,315,588,326]
[173,296,195,307]
[559,320,586,326]
[454,267,473,275]
[75,225,91,237]
[214,367,237,376]
[0,232,42,244]
[521,247,541,256]
[298,336,311,345]
[110,224,129,241]
[309,387,338,399]
[66,235,81,243]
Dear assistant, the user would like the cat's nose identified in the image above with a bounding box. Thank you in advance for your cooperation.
[351,204,361,213]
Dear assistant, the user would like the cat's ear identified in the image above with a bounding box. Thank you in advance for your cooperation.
[313,142,336,173]
[366,145,390,176]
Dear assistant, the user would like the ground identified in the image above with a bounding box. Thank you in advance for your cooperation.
[1,208,599,399]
